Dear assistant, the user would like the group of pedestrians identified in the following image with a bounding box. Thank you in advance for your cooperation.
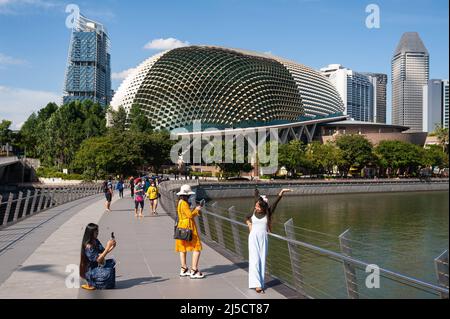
[82,180,292,295]
[132,177,160,218]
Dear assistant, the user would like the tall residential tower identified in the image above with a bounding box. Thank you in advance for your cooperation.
[321,64,374,122]
[63,15,111,107]
[392,32,429,132]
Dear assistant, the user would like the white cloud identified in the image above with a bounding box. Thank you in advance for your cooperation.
[0,86,60,129]
[112,67,137,80]
[144,38,190,51]
[0,52,27,66]
[0,0,62,14]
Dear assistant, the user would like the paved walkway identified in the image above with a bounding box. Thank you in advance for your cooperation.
[0,191,286,299]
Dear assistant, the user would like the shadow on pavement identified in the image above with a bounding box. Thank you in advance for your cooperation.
[115,276,168,289]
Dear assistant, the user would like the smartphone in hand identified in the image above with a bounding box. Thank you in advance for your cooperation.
[111,232,115,240]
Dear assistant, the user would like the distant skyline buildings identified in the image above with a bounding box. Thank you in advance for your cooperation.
[320,64,387,123]
[362,73,388,124]
[442,80,449,129]
[63,14,112,107]
[422,79,443,133]
[391,32,429,132]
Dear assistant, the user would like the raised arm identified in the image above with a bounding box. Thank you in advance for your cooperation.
[254,188,260,204]
[270,189,292,214]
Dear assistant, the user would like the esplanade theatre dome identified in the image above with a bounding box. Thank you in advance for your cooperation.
[111,46,345,130]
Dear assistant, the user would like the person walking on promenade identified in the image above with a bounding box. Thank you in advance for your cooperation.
[116,178,124,199]
[103,177,113,212]
[134,178,145,218]
[80,223,117,290]
[146,180,159,216]
[129,176,135,198]
[175,184,205,279]
[246,188,292,293]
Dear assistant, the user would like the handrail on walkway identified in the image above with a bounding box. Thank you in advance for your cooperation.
[159,180,449,299]
[0,183,103,229]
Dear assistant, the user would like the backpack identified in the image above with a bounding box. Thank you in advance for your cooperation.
[102,181,109,193]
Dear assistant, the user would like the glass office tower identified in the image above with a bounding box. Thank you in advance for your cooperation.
[63,15,111,107]
[392,32,429,132]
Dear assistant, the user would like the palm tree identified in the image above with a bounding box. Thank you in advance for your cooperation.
[434,124,449,154]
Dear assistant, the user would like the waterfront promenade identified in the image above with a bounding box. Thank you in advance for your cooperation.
[0,191,287,299]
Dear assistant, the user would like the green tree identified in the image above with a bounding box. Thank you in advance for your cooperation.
[278,140,308,177]
[108,106,128,134]
[375,140,425,177]
[434,124,449,154]
[129,104,153,134]
[306,141,342,176]
[422,144,448,168]
[73,133,142,180]
[19,102,58,158]
[335,134,373,177]
[0,120,12,146]
[140,130,174,173]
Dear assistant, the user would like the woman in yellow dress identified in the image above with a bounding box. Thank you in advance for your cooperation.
[175,184,205,279]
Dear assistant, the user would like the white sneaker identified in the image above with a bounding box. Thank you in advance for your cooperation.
[190,269,205,279]
[180,267,190,277]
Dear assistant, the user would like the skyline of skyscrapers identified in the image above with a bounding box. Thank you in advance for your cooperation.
[320,64,387,124]
[391,32,429,132]
[63,14,112,107]
[362,73,388,124]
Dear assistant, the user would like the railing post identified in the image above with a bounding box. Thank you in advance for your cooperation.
[66,186,71,203]
[284,218,305,295]
[339,229,359,299]
[228,206,243,258]
[49,188,56,208]
[30,189,39,215]
[211,203,225,247]
[434,250,449,299]
[36,188,46,213]
[2,193,14,226]
[202,209,212,240]
[13,191,23,222]
[22,190,31,217]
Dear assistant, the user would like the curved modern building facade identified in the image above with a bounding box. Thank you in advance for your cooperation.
[111,46,344,130]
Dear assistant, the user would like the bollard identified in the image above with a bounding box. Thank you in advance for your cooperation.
[211,203,225,247]
[22,190,32,217]
[30,189,39,215]
[228,206,243,258]
[339,229,359,299]
[434,250,449,299]
[2,193,14,226]
[13,191,23,222]
[284,218,305,295]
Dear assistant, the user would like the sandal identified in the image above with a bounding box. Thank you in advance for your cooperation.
[180,267,190,277]
[255,288,265,294]
[190,269,205,279]
[81,284,96,290]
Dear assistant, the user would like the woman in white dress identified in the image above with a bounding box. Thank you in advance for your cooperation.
[245,188,292,293]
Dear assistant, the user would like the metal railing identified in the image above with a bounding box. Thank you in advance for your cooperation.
[0,184,103,229]
[159,181,449,299]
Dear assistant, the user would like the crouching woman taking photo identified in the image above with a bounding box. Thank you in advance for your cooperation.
[79,223,117,290]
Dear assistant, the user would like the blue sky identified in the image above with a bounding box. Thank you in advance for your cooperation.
[0,0,448,128]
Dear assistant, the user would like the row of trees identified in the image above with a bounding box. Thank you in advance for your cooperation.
[2,102,174,180]
[276,134,448,178]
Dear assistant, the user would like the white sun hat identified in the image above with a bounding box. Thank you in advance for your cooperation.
[260,195,269,204]
[177,184,196,196]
